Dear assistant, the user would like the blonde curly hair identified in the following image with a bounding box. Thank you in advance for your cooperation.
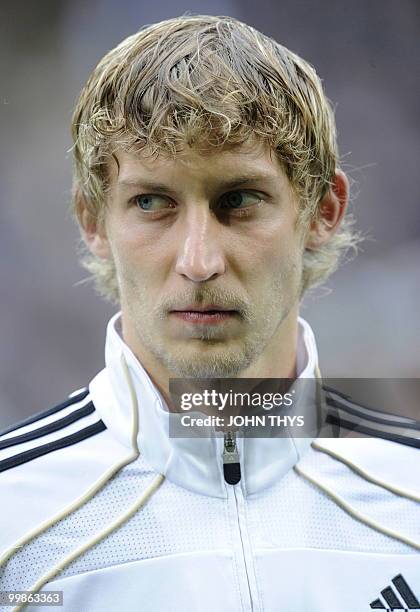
[71,14,359,304]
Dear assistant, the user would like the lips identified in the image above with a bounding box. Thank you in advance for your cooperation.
[169,306,237,325]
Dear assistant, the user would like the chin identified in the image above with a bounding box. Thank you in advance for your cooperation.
[160,342,254,379]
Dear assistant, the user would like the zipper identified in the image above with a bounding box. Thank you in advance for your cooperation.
[222,431,260,611]
[223,430,241,484]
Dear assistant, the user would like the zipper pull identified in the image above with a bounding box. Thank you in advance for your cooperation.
[222,431,241,484]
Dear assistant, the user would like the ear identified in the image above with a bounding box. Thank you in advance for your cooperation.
[77,191,112,260]
[305,170,349,250]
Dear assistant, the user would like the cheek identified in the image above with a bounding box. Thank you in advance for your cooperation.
[107,220,156,276]
[236,220,302,281]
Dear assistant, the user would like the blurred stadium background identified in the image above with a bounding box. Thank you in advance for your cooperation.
[0,0,419,428]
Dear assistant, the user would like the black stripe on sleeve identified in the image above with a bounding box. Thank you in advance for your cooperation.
[323,385,418,425]
[326,413,420,449]
[0,420,107,473]
[0,388,89,438]
[322,384,352,401]
[325,396,420,430]
[0,402,95,450]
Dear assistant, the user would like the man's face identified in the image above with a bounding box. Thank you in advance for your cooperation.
[101,139,307,378]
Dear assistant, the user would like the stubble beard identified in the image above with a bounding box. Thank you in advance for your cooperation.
[124,275,301,379]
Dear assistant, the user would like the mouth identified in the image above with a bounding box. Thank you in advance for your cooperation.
[169,305,238,325]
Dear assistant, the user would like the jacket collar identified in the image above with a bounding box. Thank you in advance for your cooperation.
[90,312,320,498]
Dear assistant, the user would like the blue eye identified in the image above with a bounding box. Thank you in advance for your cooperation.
[134,194,171,211]
[219,191,261,210]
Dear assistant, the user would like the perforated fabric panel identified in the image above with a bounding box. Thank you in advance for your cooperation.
[0,454,156,591]
[60,476,231,578]
[62,451,417,581]
[1,446,416,597]
[248,446,417,553]
[0,452,231,591]
[301,447,420,542]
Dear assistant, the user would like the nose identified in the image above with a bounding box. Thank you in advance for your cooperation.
[175,207,226,282]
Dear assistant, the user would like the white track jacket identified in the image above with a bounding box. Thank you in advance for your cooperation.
[0,313,419,612]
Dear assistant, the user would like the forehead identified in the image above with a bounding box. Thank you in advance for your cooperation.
[108,138,289,190]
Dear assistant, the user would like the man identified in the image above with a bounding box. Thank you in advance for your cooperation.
[1,14,419,612]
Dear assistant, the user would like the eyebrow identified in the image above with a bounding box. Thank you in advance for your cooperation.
[116,174,277,192]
